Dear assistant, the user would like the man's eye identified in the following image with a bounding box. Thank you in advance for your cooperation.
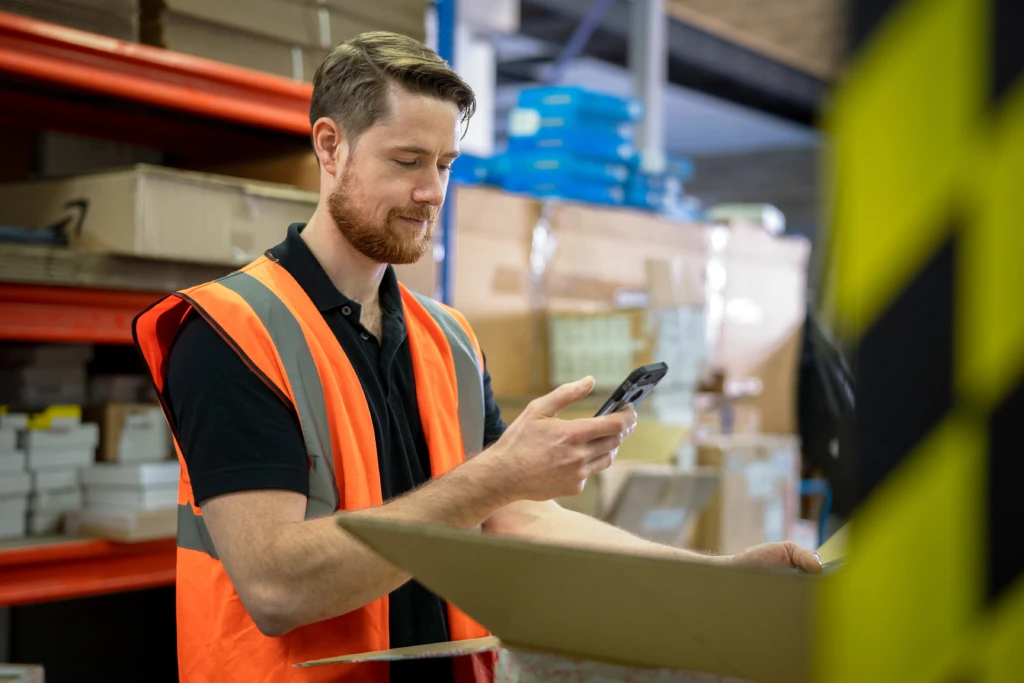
[439,164,452,173]
[394,160,417,168]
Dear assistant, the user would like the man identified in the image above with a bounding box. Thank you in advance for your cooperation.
[134,31,820,683]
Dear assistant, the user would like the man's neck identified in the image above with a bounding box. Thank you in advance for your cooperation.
[300,207,386,308]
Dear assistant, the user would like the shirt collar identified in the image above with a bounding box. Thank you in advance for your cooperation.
[266,223,404,316]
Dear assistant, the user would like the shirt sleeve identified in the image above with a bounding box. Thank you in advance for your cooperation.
[481,352,507,447]
[164,313,310,506]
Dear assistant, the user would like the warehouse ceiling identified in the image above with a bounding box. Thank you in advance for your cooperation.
[492,0,827,156]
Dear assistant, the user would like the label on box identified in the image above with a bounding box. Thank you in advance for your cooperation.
[639,508,687,532]
[744,461,776,499]
[763,497,785,543]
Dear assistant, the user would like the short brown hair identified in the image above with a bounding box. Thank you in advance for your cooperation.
[310,32,476,143]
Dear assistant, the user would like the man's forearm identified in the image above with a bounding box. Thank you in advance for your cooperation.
[246,455,512,635]
[484,499,724,564]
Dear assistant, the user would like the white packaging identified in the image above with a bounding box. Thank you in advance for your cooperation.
[0,509,28,540]
[19,422,100,452]
[0,413,30,431]
[85,486,177,512]
[27,447,95,471]
[0,472,32,497]
[0,495,28,516]
[30,487,83,512]
[27,510,64,535]
[0,428,17,454]
[81,461,179,488]
[0,451,27,473]
[32,467,81,491]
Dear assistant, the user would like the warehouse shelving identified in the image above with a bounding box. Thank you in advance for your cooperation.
[0,9,317,605]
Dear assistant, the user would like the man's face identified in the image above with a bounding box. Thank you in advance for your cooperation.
[328,86,461,265]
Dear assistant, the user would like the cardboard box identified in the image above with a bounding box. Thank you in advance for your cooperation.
[141,0,426,81]
[316,516,833,683]
[84,403,171,463]
[65,506,178,542]
[0,451,27,473]
[693,435,801,555]
[452,187,808,413]
[0,165,318,266]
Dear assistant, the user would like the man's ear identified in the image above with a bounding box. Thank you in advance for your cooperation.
[311,117,349,177]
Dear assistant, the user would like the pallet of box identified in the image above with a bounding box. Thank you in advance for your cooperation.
[0,165,318,267]
[0,344,92,407]
[140,0,428,82]
[452,185,810,434]
[0,0,137,40]
[67,461,179,541]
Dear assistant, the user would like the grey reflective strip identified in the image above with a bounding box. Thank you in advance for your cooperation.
[178,503,218,559]
[410,293,486,457]
[217,271,339,519]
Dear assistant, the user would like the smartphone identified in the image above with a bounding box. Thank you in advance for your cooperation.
[593,362,669,417]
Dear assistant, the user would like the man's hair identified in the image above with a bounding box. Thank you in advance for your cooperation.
[310,32,476,143]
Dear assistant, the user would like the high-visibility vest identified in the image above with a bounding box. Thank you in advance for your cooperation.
[133,254,494,683]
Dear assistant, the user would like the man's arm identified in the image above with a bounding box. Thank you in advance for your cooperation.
[200,376,633,636]
[201,453,511,637]
[484,499,822,572]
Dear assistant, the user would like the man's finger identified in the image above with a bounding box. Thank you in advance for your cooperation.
[581,452,614,478]
[529,377,595,417]
[788,543,823,574]
[572,411,634,442]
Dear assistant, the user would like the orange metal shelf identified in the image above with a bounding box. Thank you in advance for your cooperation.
[0,283,161,344]
[0,10,312,136]
[0,537,176,607]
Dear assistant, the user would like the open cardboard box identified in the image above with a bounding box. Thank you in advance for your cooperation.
[300,515,846,683]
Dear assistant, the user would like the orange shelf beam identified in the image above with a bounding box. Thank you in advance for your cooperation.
[0,537,176,607]
[0,10,312,136]
[0,283,162,344]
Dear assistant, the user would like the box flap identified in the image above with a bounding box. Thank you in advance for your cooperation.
[336,515,823,683]
[298,636,500,668]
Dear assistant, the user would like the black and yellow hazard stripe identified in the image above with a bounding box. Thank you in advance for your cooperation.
[818,0,1023,681]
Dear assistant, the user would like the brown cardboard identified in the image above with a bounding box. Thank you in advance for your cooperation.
[693,435,801,554]
[198,151,321,193]
[606,470,719,546]
[299,636,500,667]
[330,515,826,683]
[64,507,177,542]
[0,663,45,683]
[0,165,317,266]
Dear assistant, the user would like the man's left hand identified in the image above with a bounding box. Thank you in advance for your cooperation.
[728,542,822,573]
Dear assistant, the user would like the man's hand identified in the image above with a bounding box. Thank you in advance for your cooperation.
[479,377,637,502]
[729,542,823,573]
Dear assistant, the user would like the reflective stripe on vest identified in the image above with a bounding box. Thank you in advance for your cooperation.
[176,271,486,558]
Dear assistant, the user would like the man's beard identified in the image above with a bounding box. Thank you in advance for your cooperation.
[327,175,435,265]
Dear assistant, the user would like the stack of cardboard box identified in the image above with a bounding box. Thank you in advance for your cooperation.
[0,344,93,408]
[0,0,137,40]
[21,420,99,535]
[140,0,429,81]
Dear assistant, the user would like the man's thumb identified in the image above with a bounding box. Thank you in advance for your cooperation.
[532,376,595,417]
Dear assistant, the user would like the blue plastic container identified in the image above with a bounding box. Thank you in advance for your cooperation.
[517,86,643,123]
[501,152,630,186]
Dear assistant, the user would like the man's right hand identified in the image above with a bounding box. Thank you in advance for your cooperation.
[481,377,637,502]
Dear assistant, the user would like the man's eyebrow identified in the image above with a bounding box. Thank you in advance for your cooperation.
[392,145,461,159]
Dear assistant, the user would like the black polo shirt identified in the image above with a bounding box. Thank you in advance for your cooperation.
[164,223,506,683]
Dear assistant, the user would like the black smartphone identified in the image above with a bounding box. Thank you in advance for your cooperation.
[593,362,669,417]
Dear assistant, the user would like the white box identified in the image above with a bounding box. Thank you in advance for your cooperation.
[0,509,28,540]
[27,447,96,471]
[0,413,30,431]
[27,510,64,535]
[32,467,81,491]
[85,486,177,512]
[30,487,83,512]
[0,428,17,454]
[0,451,27,473]
[82,461,180,488]
[0,472,32,497]
[20,423,100,451]
[0,495,28,516]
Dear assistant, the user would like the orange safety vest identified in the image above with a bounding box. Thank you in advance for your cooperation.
[133,254,495,683]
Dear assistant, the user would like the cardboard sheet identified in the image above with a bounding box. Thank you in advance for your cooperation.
[329,515,827,683]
